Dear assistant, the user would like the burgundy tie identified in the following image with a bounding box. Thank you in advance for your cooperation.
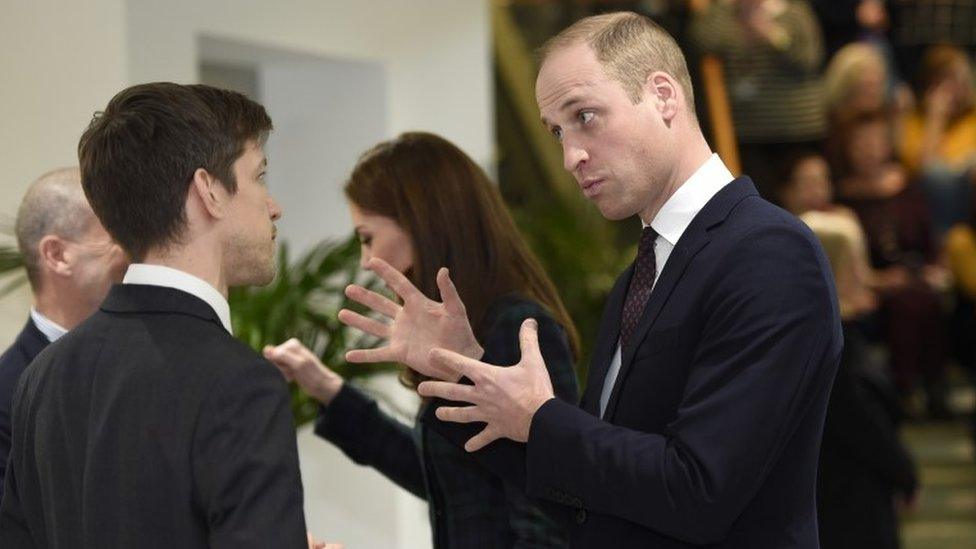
[620,226,658,349]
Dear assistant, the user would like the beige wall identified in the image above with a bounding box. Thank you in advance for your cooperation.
[0,0,128,348]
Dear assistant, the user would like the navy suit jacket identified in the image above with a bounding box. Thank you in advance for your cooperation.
[0,320,48,505]
[0,285,307,548]
[425,178,843,548]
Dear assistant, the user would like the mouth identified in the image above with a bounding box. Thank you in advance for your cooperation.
[580,177,605,197]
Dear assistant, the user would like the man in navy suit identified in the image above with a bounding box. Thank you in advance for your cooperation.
[341,12,843,548]
[0,167,128,504]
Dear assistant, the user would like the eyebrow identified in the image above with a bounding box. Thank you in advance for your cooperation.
[540,95,588,126]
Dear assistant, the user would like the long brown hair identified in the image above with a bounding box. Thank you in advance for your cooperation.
[345,132,580,388]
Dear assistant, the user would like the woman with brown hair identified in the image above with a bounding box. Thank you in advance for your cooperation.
[265,132,578,548]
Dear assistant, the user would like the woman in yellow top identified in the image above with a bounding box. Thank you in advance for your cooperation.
[900,45,976,236]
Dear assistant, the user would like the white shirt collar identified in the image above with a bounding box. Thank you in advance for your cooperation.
[122,264,233,334]
[30,308,68,343]
[644,154,735,245]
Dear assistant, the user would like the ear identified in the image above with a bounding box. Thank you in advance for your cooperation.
[646,72,681,124]
[38,235,73,278]
[188,168,229,220]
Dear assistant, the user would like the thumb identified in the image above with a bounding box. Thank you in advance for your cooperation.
[518,318,542,365]
[437,267,466,314]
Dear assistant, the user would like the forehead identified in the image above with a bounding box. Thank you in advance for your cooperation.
[236,140,266,169]
[535,43,613,118]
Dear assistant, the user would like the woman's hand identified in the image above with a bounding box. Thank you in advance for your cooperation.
[264,339,345,405]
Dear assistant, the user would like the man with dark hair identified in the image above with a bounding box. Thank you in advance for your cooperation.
[0,83,309,548]
[0,167,128,504]
[342,12,842,549]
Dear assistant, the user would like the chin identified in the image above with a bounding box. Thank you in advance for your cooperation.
[595,201,637,222]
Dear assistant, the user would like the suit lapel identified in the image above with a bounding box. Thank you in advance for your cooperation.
[601,177,759,420]
[580,265,632,415]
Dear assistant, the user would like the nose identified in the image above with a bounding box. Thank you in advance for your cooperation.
[562,138,588,174]
[268,196,283,221]
[359,248,371,271]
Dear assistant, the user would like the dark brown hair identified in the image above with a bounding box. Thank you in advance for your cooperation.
[78,82,272,261]
[345,132,580,388]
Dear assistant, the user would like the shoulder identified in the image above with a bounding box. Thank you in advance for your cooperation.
[711,196,834,296]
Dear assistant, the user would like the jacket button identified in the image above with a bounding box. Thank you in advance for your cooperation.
[575,508,587,524]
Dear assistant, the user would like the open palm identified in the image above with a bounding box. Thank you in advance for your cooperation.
[338,257,483,381]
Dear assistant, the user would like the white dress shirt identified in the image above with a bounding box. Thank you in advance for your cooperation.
[598,154,735,417]
[29,308,68,343]
[122,264,233,334]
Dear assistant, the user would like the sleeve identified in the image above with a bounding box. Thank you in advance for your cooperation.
[191,361,307,549]
[523,224,842,545]
[0,370,37,547]
[0,461,36,547]
[772,1,825,72]
[314,383,427,500]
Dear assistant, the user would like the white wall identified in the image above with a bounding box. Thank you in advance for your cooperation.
[125,0,493,167]
[0,0,128,347]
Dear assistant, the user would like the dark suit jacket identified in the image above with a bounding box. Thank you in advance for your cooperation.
[425,178,843,548]
[0,284,307,548]
[0,319,49,504]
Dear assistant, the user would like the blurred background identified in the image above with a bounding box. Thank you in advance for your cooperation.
[1,1,974,547]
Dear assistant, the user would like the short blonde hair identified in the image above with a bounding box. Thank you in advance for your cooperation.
[539,11,695,110]
[824,43,887,117]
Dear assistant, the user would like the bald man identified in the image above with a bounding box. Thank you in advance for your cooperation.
[0,167,128,501]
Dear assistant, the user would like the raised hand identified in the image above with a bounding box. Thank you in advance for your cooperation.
[264,339,344,405]
[417,319,556,452]
[338,257,483,381]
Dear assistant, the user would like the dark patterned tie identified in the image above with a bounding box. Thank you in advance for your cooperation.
[620,226,658,349]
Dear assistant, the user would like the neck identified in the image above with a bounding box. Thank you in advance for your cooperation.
[639,132,713,224]
[142,238,228,298]
[34,289,86,330]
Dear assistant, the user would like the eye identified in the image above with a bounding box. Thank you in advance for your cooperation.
[359,235,372,246]
[579,111,594,124]
[550,126,563,141]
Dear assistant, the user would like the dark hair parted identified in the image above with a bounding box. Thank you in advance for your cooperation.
[78,82,273,261]
[345,132,581,389]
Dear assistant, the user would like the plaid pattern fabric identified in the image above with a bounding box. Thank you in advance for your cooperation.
[317,295,577,548]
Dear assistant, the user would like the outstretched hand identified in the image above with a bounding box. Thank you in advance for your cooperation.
[263,338,344,405]
[338,257,484,381]
[417,319,555,452]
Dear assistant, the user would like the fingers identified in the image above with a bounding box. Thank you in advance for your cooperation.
[367,257,422,301]
[434,405,484,424]
[345,346,399,364]
[337,309,390,339]
[465,426,500,453]
[417,380,477,403]
[518,318,542,363]
[428,347,485,381]
[344,285,400,318]
[436,267,466,315]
